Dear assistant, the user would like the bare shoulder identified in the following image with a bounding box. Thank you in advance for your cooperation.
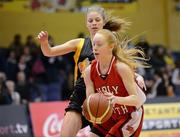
[115,61,132,76]
[68,38,84,44]
[115,61,135,84]
[66,38,84,48]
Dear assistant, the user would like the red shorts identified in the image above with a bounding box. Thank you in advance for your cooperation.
[91,106,144,137]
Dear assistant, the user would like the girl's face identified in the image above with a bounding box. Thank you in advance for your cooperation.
[92,33,111,60]
[86,12,104,36]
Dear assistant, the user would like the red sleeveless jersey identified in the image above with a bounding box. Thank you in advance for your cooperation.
[90,57,136,118]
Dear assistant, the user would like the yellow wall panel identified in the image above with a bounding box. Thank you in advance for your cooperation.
[0,12,87,47]
[0,0,179,50]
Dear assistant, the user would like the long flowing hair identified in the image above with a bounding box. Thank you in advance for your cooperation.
[97,29,150,69]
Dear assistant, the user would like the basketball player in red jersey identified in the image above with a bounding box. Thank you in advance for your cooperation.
[83,29,149,137]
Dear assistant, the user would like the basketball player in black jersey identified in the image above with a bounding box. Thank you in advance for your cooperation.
[38,6,146,137]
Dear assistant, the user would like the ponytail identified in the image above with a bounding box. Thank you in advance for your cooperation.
[87,5,130,33]
[103,16,130,33]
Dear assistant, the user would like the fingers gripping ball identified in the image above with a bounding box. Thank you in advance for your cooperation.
[83,93,113,124]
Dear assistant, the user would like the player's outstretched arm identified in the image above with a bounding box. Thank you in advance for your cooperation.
[37,31,82,57]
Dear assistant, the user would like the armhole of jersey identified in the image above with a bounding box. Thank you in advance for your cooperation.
[73,38,85,83]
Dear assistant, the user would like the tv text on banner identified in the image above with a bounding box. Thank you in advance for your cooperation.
[0,105,32,137]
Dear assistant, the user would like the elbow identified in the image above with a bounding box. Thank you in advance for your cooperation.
[43,52,52,57]
[40,44,53,57]
[139,91,146,105]
[41,49,53,57]
[131,95,146,108]
[142,93,146,103]
[135,86,147,107]
[132,95,146,108]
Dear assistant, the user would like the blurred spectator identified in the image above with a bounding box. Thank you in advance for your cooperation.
[164,48,175,70]
[147,69,175,98]
[43,36,60,83]
[39,0,58,13]
[164,74,175,97]
[27,76,42,102]
[136,36,152,78]
[41,35,68,100]
[150,45,166,70]
[31,55,46,83]
[77,32,85,38]
[17,55,31,79]
[30,0,41,10]
[24,35,38,57]
[147,69,162,98]
[0,48,8,72]
[0,72,12,105]
[172,60,180,96]
[15,71,30,104]
[164,48,175,66]
[136,36,150,55]
[4,50,18,81]
[57,0,77,12]
[6,80,21,105]
[9,34,23,59]
[23,46,32,63]
[144,76,154,96]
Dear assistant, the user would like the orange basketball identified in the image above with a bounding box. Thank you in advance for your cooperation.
[82,93,113,124]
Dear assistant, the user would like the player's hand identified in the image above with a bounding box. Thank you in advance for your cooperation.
[135,74,146,91]
[103,92,116,106]
[37,31,49,45]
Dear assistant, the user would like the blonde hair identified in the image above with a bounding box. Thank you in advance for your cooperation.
[86,5,130,32]
[96,29,150,69]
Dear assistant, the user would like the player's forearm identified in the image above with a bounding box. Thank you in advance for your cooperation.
[40,40,52,57]
[115,95,142,107]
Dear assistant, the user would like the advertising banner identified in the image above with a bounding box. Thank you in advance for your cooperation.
[0,105,32,137]
[29,101,90,137]
[30,100,180,137]
[141,102,180,137]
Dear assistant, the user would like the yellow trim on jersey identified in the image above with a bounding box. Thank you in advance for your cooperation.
[73,38,85,84]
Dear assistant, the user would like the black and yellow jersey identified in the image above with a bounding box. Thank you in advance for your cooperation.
[73,37,94,83]
[66,37,94,114]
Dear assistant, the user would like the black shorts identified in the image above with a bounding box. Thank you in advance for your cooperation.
[65,77,86,113]
[65,77,92,128]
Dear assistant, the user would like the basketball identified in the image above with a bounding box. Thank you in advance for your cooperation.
[82,93,113,124]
